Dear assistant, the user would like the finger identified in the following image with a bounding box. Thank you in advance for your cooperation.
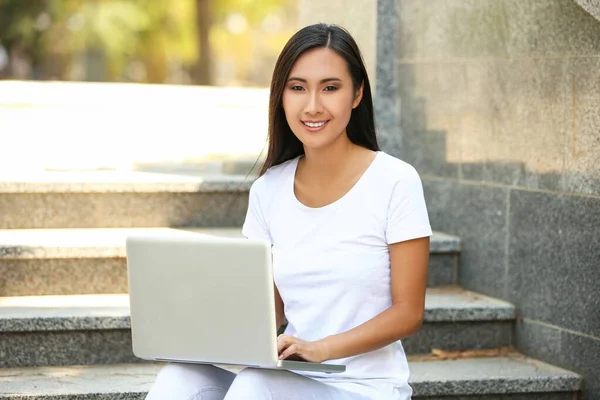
[277,334,289,343]
[277,338,288,354]
[277,335,297,353]
[279,343,299,360]
[277,335,288,353]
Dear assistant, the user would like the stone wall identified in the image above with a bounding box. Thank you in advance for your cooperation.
[575,0,600,21]
[389,0,600,398]
[297,0,377,87]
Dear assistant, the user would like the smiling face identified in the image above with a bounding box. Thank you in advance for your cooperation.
[282,47,363,151]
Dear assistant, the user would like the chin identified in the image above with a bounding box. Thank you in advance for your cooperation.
[297,136,336,151]
[293,129,343,150]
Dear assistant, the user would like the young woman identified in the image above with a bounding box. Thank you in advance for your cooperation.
[146,23,431,400]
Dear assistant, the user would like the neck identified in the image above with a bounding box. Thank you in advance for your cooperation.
[302,133,359,178]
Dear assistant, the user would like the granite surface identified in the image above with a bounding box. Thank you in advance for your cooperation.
[0,294,130,332]
[0,357,580,398]
[423,180,510,299]
[516,318,600,400]
[430,231,460,253]
[414,393,575,400]
[505,0,600,57]
[0,289,513,335]
[0,228,458,295]
[427,254,457,287]
[375,0,402,155]
[564,56,600,196]
[398,54,599,194]
[389,0,596,396]
[376,126,403,159]
[0,363,162,398]
[100,192,248,228]
[460,58,568,192]
[395,0,600,197]
[0,329,137,368]
[0,244,458,298]
[0,193,99,229]
[397,62,464,179]
[507,190,600,337]
[410,356,581,396]
[396,0,510,60]
[575,0,600,21]
[0,319,513,364]
[424,288,515,322]
[396,0,600,60]
[0,192,249,229]
[0,258,128,296]
[403,320,512,355]
[557,328,600,400]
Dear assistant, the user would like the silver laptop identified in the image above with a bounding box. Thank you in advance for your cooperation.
[125,232,345,374]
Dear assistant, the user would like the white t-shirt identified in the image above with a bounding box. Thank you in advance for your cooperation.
[242,151,432,400]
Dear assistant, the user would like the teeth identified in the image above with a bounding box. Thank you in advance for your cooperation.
[304,121,326,128]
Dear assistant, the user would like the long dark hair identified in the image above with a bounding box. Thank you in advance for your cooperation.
[258,23,379,176]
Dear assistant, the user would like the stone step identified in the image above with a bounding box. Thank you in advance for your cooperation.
[0,228,461,296]
[0,288,513,368]
[409,356,581,399]
[0,171,251,229]
[0,357,581,399]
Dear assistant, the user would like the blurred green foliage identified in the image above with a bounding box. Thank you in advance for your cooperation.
[0,0,297,85]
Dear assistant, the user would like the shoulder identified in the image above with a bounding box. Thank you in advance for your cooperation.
[250,157,298,196]
[373,152,422,186]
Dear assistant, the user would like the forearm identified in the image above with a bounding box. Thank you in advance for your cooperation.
[318,304,423,361]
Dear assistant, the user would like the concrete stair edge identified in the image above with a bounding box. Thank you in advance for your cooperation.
[409,356,582,396]
[0,289,514,333]
[0,357,582,399]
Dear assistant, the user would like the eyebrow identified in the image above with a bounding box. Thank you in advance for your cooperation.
[287,77,342,84]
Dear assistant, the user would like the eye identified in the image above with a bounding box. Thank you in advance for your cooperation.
[290,85,304,91]
[324,86,338,91]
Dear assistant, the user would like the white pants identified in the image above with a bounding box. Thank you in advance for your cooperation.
[145,363,370,400]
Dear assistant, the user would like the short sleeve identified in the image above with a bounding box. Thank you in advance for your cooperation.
[242,180,273,244]
[385,167,432,244]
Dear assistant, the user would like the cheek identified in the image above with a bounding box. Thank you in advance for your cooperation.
[282,94,299,122]
[326,96,354,122]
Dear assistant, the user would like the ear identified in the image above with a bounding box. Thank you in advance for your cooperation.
[352,81,364,109]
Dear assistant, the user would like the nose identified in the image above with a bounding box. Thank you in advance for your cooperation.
[303,91,323,115]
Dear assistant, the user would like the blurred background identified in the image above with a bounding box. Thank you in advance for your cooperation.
[0,0,298,86]
[0,0,300,172]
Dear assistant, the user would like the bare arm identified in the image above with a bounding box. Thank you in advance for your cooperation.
[318,236,429,360]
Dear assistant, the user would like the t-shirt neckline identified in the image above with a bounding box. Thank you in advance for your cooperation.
[290,151,382,211]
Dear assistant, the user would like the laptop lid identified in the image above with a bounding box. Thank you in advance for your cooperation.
[126,234,278,367]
